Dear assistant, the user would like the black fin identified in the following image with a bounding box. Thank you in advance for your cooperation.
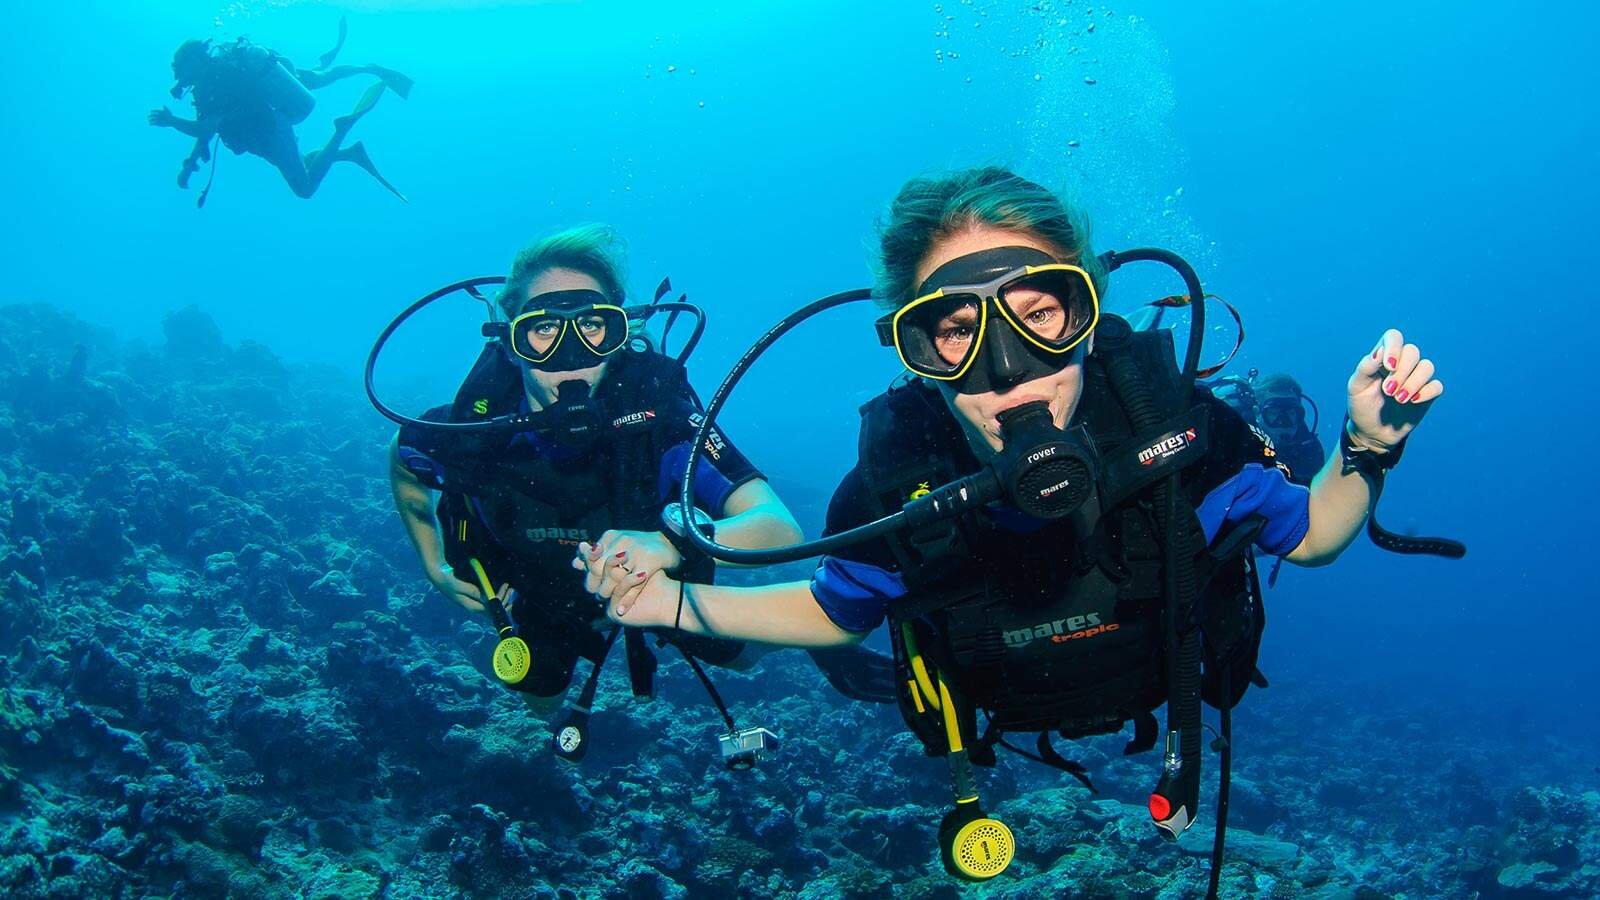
[318,16,348,69]
[806,645,897,704]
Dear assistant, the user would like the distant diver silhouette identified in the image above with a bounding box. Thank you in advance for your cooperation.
[148,17,411,206]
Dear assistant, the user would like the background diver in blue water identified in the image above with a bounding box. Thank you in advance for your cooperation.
[591,167,1460,890]
[1212,369,1327,487]
[147,18,411,204]
[384,225,894,762]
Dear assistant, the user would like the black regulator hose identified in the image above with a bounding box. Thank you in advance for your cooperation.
[680,249,1213,565]
[365,276,507,431]
[365,274,705,433]
[1096,246,1209,850]
[1100,327,1205,842]
[677,289,936,565]
[1099,247,1206,390]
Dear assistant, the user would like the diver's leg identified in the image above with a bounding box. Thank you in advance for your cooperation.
[275,158,316,199]
[331,81,386,137]
[253,116,316,198]
[297,15,412,97]
[516,632,581,717]
[300,82,387,197]
[297,64,412,99]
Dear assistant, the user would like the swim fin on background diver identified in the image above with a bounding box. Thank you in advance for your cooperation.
[318,16,348,70]
[807,645,898,704]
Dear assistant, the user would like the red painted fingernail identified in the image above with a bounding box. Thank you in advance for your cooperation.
[614,551,627,559]
[1372,348,1380,360]
[1383,379,1396,394]
[1395,389,1409,403]
[1387,357,1398,369]
[636,571,647,579]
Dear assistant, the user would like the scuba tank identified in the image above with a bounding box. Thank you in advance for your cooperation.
[231,41,316,124]
[257,56,316,124]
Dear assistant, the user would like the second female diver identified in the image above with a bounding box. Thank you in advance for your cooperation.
[386,225,890,759]
[388,226,780,714]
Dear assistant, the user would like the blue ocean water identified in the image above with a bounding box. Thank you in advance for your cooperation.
[1,1,1593,896]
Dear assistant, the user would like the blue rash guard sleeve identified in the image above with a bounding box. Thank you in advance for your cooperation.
[655,396,763,515]
[658,441,757,515]
[807,466,905,634]
[1194,464,1311,556]
[1189,393,1312,557]
[395,405,453,489]
[810,556,905,634]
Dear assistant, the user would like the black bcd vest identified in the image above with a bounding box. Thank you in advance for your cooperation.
[857,319,1266,761]
[411,345,699,627]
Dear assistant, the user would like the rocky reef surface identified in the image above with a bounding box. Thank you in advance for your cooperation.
[0,302,1595,898]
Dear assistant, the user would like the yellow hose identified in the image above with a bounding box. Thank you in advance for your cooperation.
[937,676,964,754]
[468,558,495,598]
[900,623,942,712]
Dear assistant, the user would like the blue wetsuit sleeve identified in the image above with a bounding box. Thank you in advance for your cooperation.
[1192,393,1311,557]
[809,557,904,634]
[1194,464,1310,557]
[654,365,764,514]
[396,406,452,490]
[658,441,761,516]
[396,445,447,490]
[804,465,906,634]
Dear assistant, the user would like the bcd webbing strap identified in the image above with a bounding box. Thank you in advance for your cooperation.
[625,628,657,699]
[573,627,621,712]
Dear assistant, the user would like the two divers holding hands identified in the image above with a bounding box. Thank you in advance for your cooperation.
[375,168,1456,894]
[582,166,1459,891]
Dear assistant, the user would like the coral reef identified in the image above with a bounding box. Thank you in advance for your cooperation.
[0,302,1594,897]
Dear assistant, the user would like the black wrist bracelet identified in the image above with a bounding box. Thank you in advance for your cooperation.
[1339,416,1405,481]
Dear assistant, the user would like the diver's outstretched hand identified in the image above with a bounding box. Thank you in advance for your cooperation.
[148,107,178,128]
[427,562,490,617]
[1347,328,1443,450]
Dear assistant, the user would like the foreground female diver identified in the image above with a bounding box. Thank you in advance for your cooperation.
[586,167,1449,887]
[389,226,799,717]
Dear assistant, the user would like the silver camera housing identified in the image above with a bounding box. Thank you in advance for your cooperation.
[718,726,779,769]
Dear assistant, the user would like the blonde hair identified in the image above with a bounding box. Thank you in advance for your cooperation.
[875,166,1103,310]
[498,224,627,317]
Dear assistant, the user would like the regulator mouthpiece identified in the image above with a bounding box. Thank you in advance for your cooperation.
[995,401,1096,520]
[545,379,600,445]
